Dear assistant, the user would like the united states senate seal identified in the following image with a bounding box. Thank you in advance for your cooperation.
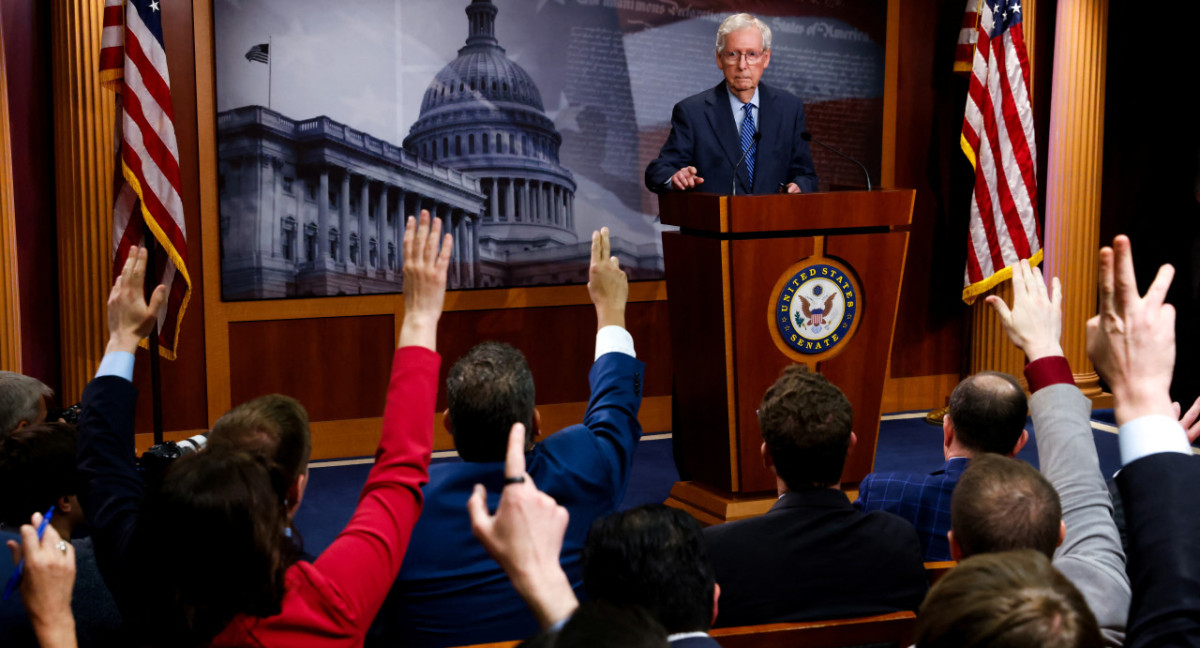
[770,259,861,361]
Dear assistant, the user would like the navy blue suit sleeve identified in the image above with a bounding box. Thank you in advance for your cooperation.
[788,102,818,193]
[577,352,646,504]
[75,376,143,606]
[1117,452,1200,648]
[645,102,696,193]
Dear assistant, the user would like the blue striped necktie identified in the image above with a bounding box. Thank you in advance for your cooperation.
[740,103,756,191]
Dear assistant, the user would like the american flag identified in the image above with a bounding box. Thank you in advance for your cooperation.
[99,0,191,359]
[953,0,980,74]
[960,0,1041,303]
[245,43,269,64]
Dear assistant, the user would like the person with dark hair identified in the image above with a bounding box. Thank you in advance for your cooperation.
[0,371,53,437]
[0,423,123,647]
[913,550,1102,648]
[554,601,670,648]
[950,454,1064,558]
[855,370,1029,561]
[75,212,450,647]
[583,505,719,646]
[372,226,644,647]
[445,341,536,462]
[702,365,927,627]
[207,393,312,532]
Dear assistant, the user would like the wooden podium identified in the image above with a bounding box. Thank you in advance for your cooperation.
[659,190,914,524]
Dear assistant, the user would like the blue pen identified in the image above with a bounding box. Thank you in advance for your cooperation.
[3,505,56,601]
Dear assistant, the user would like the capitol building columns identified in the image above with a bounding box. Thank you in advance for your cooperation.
[338,170,351,266]
[316,169,331,266]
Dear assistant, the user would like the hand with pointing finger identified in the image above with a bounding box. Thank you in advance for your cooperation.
[670,166,704,191]
[467,423,577,629]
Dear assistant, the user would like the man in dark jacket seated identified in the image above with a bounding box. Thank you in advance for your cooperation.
[703,366,928,627]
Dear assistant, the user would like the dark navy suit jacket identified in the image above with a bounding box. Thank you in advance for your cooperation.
[1117,451,1200,648]
[853,457,969,562]
[370,352,645,648]
[704,488,927,628]
[644,81,818,195]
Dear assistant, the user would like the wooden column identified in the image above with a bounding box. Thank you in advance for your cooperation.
[51,0,118,401]
[0,7,23,371]
[1042,0,1108,399]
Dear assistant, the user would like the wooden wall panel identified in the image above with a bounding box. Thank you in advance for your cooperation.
[435,300,673,409]
[229,315,395,422]
[2,0,57,383]
[887,0,969,381]
[0,5,22,371]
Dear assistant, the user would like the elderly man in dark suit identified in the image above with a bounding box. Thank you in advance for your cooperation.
[703,366,927,627]
[644,13,818,196]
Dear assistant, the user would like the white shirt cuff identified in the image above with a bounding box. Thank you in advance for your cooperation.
[1119,414,1192,466]
[594,326,635,360]
[95,352,135,383]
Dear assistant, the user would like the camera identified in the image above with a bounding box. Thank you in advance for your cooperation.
[138,432,210,487]
[47,403,81,425]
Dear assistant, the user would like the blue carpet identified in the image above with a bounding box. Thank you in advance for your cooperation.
[294,414,1122,557]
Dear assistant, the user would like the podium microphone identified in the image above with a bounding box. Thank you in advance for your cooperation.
[801,131,872,191]
[732,132,762,196]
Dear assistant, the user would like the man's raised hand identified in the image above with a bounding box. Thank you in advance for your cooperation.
[984,259,1063,362]
[398,210,452,351]
[1085,235,1177,424]
[670,166,704,191]
[467,423,577,629]
[587,227,628,331]
[106,247,167,356]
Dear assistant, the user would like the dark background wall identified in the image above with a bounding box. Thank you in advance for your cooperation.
[1102,3,1200,407]
[2,1,60,392]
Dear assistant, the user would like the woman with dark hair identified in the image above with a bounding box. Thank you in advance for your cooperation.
[76,212,451,647]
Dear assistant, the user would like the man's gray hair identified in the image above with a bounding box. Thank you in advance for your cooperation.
[0,371,53,436]
[715,14,772,53]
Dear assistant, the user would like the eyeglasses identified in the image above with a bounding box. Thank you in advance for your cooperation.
[721,50,765,65]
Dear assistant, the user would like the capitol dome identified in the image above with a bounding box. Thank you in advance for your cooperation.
[405,0,577,278]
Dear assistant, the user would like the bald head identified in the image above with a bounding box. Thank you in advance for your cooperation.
[947,371,1027,455]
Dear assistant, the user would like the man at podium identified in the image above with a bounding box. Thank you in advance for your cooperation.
[644,13,818,196]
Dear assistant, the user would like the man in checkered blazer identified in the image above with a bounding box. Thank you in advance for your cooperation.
[854,373,1029,561]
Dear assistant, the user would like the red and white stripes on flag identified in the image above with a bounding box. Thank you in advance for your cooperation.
[960,0,1041,303]
[953,0,980,74]
[99,0,191,358]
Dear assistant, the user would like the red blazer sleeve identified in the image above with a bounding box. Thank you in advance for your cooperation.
[311,345,439,623]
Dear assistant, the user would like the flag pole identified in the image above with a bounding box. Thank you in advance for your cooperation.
[142,222,165,445]
[268,34,273,109]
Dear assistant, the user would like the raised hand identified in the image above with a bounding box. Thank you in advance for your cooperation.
[1174,396,1200,443]
[1085,235,1177,424]
[106,247,167,355]
[398,210,452,351]
[467,423,576,629]
[985,259,1063,362]
[587,227,628,331]
[670,166,704,191]
[6,512,77,648]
